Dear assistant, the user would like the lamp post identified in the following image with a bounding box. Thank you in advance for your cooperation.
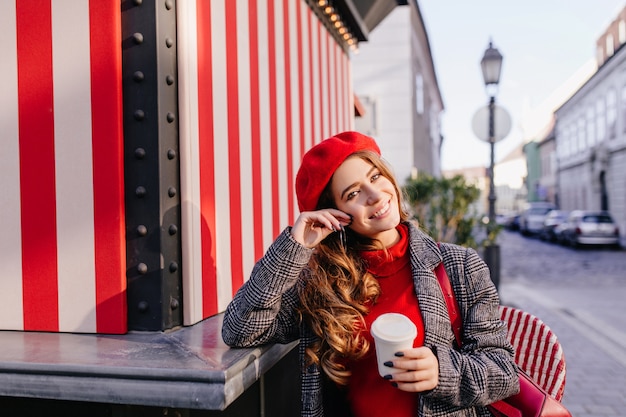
[480,40,503,288]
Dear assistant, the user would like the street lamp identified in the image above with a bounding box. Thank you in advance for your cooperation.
[480,41,503,230]
[480,40,503,288]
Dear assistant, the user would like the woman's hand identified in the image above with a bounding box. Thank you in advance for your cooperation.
[291,209,352,249]
[384,347,439,392]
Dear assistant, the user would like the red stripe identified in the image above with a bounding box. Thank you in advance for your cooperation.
[333,43,338,132]
[196,0,218,316]
[326,33,333,135]
[89,0,127,333]
[296,0,305,162]
[282,1,294,224]
[520,315,538,372]
[344,51,350,131]
[544,338,562,396]
[307,8,317,145]
[329,38,336,134]
[507,308,523,363]
[526,320,543,378]
[225,1,244,293]
[16,0,59,331]
[317,20,325,139]
[341,49,348,131]
[515,313,531,368]
[337,45,343,131]
[248,0,264,260]
[268,0,280,236]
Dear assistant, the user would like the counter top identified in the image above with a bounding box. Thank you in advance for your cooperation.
[0,314,298,410]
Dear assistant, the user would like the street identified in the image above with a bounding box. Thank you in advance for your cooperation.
[497,230,626,416]
[500,229,626,288]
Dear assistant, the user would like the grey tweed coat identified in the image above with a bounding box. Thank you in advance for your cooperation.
[222,221,519,416]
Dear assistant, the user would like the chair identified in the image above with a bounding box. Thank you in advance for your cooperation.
[499,305,567,401]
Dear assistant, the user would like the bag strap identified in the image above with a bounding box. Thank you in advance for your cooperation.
[434,243,463,347]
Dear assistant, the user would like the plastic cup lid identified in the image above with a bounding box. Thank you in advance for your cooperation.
[371,313,417,342]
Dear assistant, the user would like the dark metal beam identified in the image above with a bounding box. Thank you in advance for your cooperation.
[122,0,182,331]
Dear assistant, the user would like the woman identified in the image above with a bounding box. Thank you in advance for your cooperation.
[222,131,519,416]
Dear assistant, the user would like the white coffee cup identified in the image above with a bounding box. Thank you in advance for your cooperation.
[370,313,417,377]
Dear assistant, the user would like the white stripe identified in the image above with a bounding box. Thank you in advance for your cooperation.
[257,0,273,250]
[299,2,312,154]
[52,0,97,333]
[338,48,347,132]
[347,56,355,130]
[274,0,288,230]
[237,1,255,281]
[212,0,233,311]
[328,39,336,135]
[176,0,204,324]
[319,30,329,138]
[310,13,320,144]
[345,52,352,131]
[288,1,300,217]
[335,44,343,132]
[0,3,24,330]
[343,49,350,131]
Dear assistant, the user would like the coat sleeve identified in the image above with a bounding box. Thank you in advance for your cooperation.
[221,228,313,347]
[424,244,520,409]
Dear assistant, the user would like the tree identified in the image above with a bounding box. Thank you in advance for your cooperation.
[403,174,481,248]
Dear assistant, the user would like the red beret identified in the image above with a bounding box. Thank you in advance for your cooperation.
[295,131,381,212]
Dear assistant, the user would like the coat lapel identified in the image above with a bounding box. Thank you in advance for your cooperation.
[406,223,455,348]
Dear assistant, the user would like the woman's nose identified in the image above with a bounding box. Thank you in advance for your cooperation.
[364,184,383,204]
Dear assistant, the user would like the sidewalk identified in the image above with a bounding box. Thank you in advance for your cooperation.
[499,282,626,417]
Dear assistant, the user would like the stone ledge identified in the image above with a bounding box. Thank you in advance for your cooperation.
[0,314,298,410]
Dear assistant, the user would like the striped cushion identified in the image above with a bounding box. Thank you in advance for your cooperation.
[499,306,567,401]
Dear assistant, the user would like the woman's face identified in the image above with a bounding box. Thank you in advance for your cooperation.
[330,155,401,247]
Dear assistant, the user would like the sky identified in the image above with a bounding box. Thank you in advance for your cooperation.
[417,0,626,170]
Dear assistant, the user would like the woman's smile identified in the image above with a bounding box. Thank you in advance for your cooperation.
[370,200,391,219]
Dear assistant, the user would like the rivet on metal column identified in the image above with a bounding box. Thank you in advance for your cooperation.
[122,0,182,331]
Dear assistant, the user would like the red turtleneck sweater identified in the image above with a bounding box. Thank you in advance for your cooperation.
[347,224,425,417]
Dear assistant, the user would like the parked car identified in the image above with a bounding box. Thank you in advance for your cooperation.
[519,202,556,235]
[540,210,569,242]
[501,213,520,231]
[496,211,519,230]
[558,210,620,248]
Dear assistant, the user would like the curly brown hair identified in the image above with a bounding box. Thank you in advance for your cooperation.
[297,151,410,385]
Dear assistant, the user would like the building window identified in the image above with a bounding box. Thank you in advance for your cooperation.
[621,84,626,133]
[596,97,606,142]
[565,123,573,156]
[556,124,564,159]
[587,105,596,144]
[354,95,379,137]
[597,46,604,64]
[620,20,626,44]
[607,88,617,139]
[578,117,586,150]
[415,74,424,115]
[606,34,615,57]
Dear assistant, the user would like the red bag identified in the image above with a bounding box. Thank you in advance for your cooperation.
[434,261,572,417]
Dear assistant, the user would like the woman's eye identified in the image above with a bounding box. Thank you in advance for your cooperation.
[346,190,359,200]
[371,173,381,182]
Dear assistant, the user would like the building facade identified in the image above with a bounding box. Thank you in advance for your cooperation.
[536,121,559,206]
[351,0,444,183]
[556,35,626,242]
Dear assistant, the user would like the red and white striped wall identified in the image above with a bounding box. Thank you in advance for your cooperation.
[177,0,354,324]
[0,0,126,333]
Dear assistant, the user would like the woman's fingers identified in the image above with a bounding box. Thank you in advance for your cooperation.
[383,347,439,392]
[290,209,351,248]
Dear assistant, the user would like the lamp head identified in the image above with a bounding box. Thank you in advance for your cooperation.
[480,41,503,87]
